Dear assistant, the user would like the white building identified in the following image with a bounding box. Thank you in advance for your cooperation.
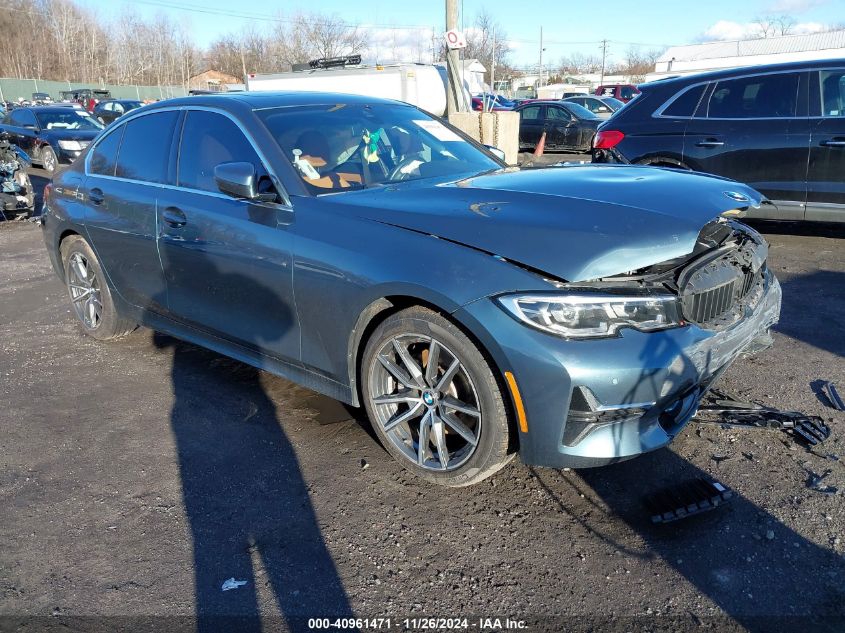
[435,59,487,94]
[647,29,845,81]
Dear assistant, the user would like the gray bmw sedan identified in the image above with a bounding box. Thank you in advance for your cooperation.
[42,92,780,486]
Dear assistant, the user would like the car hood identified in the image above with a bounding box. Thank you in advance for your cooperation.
[332,164,765,282]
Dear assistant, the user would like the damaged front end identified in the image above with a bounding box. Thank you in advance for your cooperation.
[499,219,782,468]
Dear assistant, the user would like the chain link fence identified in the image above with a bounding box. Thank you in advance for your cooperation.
[0,78,187,103]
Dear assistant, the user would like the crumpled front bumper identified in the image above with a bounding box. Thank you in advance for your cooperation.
[456,272,782,469]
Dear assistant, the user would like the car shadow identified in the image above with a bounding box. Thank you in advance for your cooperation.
[533,448,845,631]
[147,252,354,631]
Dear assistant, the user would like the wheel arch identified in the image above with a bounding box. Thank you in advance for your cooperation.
[55,229,83,281]
[348,294,520,453]
[634,155,692,170]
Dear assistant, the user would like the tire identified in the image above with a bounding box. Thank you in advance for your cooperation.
[361,306,513,487]
[41,146,58,174]
[60,235,136,340]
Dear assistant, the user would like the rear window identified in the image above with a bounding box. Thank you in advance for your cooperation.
[662,84,707,117]
[115,111,178,183]
[620,86,639,100]
[707,73,799,119]
[89,127,124,177]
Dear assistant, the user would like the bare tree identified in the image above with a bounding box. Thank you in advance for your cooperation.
[463,9,513,85]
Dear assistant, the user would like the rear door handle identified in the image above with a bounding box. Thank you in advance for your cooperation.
[88,188,104,205]
[695,139,725,147]
[161,207,187,228]
[820,139,845,147]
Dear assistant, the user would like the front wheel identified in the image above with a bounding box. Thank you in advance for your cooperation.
[41,146,58,174]
[361,306,513,487]
[60,236,136,340]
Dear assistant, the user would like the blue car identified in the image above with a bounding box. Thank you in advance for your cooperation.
[42,92,781,486]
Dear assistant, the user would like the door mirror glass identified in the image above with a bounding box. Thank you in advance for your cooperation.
[214,161,258,199]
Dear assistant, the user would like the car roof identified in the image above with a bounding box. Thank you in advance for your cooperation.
[640,57,845,90]
[21,106,83,113]
[142,91,408,113]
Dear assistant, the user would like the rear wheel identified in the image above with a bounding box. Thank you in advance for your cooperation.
[60,236,135,340]
[361,306,513,487]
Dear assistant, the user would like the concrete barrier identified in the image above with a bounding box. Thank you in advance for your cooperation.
[448,111,519,166]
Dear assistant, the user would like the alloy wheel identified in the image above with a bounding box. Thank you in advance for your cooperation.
[67,252,103,329]
[368,334,482,471]
[43,149,56,173]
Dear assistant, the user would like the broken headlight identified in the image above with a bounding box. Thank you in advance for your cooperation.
[497,292,683,339]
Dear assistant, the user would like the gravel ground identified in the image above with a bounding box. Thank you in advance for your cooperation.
[1,180,844,632]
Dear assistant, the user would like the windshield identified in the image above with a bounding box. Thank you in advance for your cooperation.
[257,103,500,194]
[562,102,601,120]
[35,110,104,131]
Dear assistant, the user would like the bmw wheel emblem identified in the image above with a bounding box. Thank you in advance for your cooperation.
[423,392,435,406]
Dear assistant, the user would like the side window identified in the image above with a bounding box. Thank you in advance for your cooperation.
[177,110,266,193]
[662,84,707,117]
[708,73,799,118]
[519,106,541,121]
[114,111,178,183]
[89,127,124,177]
[820,70,845,117]
[548,107,572,121]
[11,109,36,128]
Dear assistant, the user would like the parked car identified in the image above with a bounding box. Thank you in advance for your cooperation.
[0,106,103,173]
[563,95,624,119]
[59,88,112,112]
[514,100,602,151]
[93,99,144,125]
[592,59,845,222]
[31,92,53,104]
[471,94,512,111]
[42,92,780,486]
[595,84,641,102]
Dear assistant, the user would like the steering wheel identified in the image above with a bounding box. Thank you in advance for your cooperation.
[387,155,422,181]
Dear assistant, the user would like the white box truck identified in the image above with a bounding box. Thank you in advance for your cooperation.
[245,62,450,116]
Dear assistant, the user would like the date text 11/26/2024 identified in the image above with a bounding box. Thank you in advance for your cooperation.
[307,617,528,630]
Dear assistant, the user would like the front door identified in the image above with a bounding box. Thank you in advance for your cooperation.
[806,68,845,222]
[683,71,808,219]
[156,109,300,363]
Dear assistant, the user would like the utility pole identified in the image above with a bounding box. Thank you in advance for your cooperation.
[490,27,496,106]
[599,39,608,87]
[445,0,465,114]
[538,26,543,90]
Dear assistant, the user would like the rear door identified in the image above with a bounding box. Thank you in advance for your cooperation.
[4,109,38,156]
[156,108,300,362]
[683,71,808,219]
[545,105,579,148]
[806,67,845,222]
[82,110,178,311]
[517,104,544,149]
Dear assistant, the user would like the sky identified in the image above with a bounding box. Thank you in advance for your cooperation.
[75,0,845,69]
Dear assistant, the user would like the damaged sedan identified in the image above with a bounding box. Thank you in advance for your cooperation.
[41,92,781,486]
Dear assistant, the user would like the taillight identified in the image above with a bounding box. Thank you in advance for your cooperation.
[593,130,625,149]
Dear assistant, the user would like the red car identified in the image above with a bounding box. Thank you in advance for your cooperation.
[594,84,641,102]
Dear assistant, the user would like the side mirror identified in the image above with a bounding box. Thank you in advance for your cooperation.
[214,161,258,199]
[483,145,506,162]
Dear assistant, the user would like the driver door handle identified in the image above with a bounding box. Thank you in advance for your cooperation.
[820,139,845,147]
[695,139,725,147]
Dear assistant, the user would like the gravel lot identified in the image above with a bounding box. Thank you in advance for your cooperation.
[1,170,844,632]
